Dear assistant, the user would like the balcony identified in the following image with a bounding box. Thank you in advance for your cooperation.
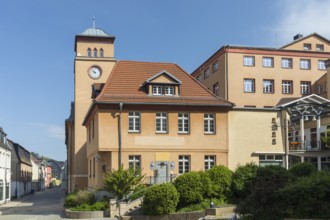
[289,140,330,151]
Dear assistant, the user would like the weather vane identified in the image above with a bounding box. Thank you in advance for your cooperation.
[93,16,95,29]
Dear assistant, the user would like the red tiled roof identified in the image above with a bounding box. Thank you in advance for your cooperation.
[96,60,233,107]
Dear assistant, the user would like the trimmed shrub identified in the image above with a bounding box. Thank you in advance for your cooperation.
[64,190,95,208]
[71,201,109,211]
[173,171,204,207]
[277,172,330,219]
[289,162,317,179]
[237,166,291,220]
[231,162,258,202]
[142,183,179,216]
[206,165,233,200]
[64,193,77,208]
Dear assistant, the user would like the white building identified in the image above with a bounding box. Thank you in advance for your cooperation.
[0,128,12,204]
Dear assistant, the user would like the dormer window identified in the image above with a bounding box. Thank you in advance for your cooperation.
[165,86,174,96]
[87,48,91,57]
[304,43,311,50]
[316,44,324,51]
[153,86,162,95]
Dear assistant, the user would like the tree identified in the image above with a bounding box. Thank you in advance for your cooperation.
[103,166,145,201]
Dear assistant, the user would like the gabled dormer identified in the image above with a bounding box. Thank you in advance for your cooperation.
[281,33,330,52]
[143,70,182,97]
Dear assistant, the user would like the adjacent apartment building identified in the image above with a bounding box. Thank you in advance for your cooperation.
[0,128,12,204]
[192,33,330,108]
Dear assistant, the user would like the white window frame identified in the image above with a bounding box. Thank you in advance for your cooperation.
[300,59,311,69]
[156,112,167,133]
[129,155,141,170]
[212,61,219,73]
[281,58,292,68]
[282,80,293,94]
[204,113,215,134]
[263,80,274,93]
[153,86,162,96]
[128,112,140,132]
[178,155,190,174]
[262,57,274,67]
[164,86,175,96]
[318,60,326,70]
[178,113,189,134]
[204,155,216,170]
[243,56,255,66]
[244,79,255,93]
[204,68,210,79]
[300,81,311,95]
[316,44,324,51]
[303,43,311,50]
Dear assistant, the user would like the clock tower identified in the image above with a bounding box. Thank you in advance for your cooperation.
[67,27,116,192]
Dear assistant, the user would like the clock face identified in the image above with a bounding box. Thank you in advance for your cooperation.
[88,66,102,79]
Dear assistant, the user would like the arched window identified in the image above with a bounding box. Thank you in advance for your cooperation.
[100,48,104,57]
[87,48,91,57]
[93,48,98,57]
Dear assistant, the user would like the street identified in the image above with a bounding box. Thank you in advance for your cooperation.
[0,187,66,220]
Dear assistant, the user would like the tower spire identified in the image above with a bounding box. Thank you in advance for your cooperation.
[92,16,96,29]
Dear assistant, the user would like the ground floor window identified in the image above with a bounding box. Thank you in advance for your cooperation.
[259,154,283,167]
[129,155,141,171]
[321,157,330,170]
[204,155,216,170]
[5,182,9,199]
[0,180,3,201]
[178,155,190,174]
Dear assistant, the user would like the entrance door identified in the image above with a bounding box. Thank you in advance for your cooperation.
[155,161,168,184]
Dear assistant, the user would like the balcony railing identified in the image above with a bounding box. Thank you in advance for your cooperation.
[289,140,330,151]
[143,174,177,185]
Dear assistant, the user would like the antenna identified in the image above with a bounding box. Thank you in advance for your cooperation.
[92,16,96,29]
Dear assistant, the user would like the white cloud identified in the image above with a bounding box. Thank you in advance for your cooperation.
[28,123,65,141]
[273,0,330,46]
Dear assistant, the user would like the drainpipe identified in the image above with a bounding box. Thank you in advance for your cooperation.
[118,102,123,169]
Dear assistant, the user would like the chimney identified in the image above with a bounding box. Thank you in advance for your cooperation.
[293,34,303,41]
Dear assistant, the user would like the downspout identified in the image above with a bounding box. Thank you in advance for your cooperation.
[118,102,123,169]
[225,46,229,100]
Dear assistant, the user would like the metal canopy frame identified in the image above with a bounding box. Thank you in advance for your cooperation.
[278,94,330,122]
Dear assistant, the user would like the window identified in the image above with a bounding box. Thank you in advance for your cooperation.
[153,86,162,95]
[243,56,255,66]
[197,74,202,82]
[128,112,140,132]
[300,81,311,95]
[212,61,219,73]
[204,114,215,134]
[0,180,3,201]
[164,86,175,96]
[87,48,91,57]
[300,59,311,69]
[244,79,255,93]
[204,155,216,170]
[318,60,326,70]
[93,48,98,57]
[178,113,189,134]
[303,43,311,50]
[100,48,104,57]
[5,182,9,199]
[316,44,324,51]
[263,80,274,93]
[156,113,167,133]
[282,80,293,94]
[281,58,293,68]
[213,83,219,96]
[89,160,92,178]
[93,157,95,177]
[259,154,283,167]
[178,155,190,174]
[262,57,274,67]
[129,155,141,170]
[204,68,210,79]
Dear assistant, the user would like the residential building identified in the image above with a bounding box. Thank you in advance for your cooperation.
[10,141,32,198]
[192,33,330,108]
[82,60,234,188]
[0,128,12,204]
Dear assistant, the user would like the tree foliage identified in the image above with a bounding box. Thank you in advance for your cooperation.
[289,162,317,179]
[103,166,145,201]
[142,183,179,216]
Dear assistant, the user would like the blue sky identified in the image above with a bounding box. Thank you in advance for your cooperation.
[1,0,330,161]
